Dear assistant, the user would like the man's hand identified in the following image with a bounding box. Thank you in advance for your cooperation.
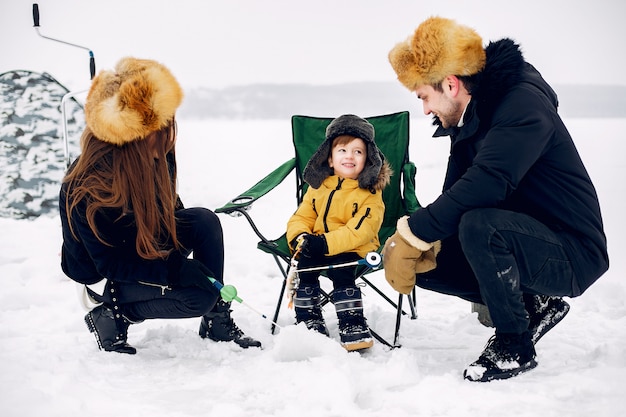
[382,216,441,294]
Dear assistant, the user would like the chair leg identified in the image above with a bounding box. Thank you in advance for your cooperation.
[392,292,418,348]
[408,288,418,320]
[271,278,287,335]
[359,275,410,316]
[271,254,290,335]
[393,294,403,347]
[370,328,395,349]
[319,288,332,307]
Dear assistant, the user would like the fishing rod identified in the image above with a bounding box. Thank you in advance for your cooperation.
[292,252,382,273]
[204,248,383,327]
[285,251,382,308]
[207,276,282,329]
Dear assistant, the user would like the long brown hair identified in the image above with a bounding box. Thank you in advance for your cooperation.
[64,120,180,260]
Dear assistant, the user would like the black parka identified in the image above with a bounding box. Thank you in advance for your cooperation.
[407,39,608,296]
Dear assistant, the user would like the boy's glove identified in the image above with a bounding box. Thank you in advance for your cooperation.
[382,216,441,294]
[298,234,328,258]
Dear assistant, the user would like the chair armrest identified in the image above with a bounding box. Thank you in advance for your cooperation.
[215,158,296,214]
[402,161,421,214]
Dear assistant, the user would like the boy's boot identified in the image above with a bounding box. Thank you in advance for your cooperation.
[523,294,570,344]
[293,285,329,336]
[331,286,373,351]
[464,330,537,382]
[199,300,262,348]
[85,304,136,355]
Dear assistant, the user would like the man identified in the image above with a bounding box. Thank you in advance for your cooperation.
[382,17,608,382]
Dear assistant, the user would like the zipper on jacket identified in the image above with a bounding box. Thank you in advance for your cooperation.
[355,207,371,230]
[323,178,344,233]
[138,281,171,296]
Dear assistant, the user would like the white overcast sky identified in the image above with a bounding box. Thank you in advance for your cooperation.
[1,0,625,92]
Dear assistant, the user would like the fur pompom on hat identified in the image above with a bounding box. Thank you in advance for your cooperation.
[84,57,183,146]
[303,114,390,191]
[388,16,486,90]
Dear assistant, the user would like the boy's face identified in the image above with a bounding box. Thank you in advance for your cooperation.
[328,137,367,180]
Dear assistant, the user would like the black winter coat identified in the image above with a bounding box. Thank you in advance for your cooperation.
[407,39,608,296]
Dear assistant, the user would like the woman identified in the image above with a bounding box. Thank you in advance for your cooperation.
[59,57,260,354]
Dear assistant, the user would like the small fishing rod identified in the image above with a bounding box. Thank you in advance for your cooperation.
[286,251,382,308]
[207,276,282,329]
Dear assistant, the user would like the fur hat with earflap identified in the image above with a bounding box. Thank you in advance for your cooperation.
[303,114,392,192]
[388,16,486,90]
[84,57,184,146]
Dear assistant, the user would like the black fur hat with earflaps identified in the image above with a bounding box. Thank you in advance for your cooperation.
[303,114,389,191]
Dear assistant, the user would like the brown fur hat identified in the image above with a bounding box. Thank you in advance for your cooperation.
[388,17,486,90]
[84,57,183,146]
[303,114,391,191]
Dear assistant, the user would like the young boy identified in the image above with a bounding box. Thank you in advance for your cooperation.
[286,114,391,351]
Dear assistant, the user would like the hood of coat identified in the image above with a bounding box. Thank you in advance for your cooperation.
[430,38,534,133]
[471,38,526,120]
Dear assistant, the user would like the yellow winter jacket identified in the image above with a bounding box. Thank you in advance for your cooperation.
[287,175,385,257]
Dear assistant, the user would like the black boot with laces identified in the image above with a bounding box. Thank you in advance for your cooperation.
[199,300,262,348]
[85,304,136,355]
[464,331,537,382]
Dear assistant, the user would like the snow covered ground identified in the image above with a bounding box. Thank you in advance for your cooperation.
[0,116,623,417]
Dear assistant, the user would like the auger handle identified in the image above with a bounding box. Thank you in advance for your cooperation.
[33,4,40,27]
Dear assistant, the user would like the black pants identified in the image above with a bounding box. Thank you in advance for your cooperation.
[91,207,223,320]
[417,208,575,334]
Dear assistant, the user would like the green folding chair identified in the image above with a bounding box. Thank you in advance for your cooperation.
[215,111,420,348]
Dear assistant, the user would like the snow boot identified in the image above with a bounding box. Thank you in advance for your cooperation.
[199,300,262,348]
[331,286,373,351]
[85,304,136,354]
[463,331,537,382]
[293,285,329,336]
[524,294,570,344]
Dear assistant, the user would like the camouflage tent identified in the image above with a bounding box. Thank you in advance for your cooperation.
[0,70,83,219]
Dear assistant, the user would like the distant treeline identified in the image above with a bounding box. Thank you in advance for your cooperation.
[178,82,626,120]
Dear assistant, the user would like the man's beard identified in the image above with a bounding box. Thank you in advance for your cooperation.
[432,101,463,129]
[431,114,443,127]
[431,114,454,129]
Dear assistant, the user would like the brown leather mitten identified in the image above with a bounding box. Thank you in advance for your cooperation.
[382,216,441,294]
